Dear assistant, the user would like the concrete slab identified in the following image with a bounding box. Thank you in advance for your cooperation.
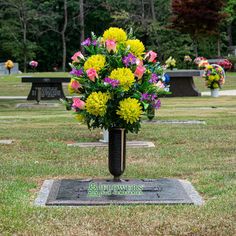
[16,103,60,108]
[202,89,236,96]
[0,96,27,100]
[67,141,155,148]
[0,139,14,144]
[144,120,206,125]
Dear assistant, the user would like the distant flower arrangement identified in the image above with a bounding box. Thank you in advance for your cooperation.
[183,55,192,69]
[217,59,232,71]
[66,27,169,133]
[165,56,176,70]
[5,60,14,69]
[184,55,192,62]
[194,57,206,65]
[29,60,38,68]
[4,60,14,74]
[203,64,225,89]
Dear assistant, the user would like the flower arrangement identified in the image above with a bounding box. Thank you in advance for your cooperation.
[184,55,192,62]
[165,56,176,70]
[217,59,232,71]
[193,56,206,65]
[66,27,169,133]
[184,55,192,69]
[29,60,38,68]
[202,64,225,90]
[5,60,14,74]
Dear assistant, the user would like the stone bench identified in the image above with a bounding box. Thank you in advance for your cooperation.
[166,70,202,97]
[21,76,71,102]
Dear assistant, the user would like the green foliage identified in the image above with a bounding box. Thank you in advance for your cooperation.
[147,23,193,68]
[0,0,235,71]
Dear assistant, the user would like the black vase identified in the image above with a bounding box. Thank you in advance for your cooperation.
[108,128,126,181]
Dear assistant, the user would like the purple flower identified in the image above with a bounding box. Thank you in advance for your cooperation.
[92,40,97,46]
[141,93,149,101]
[153,99,161,109]
[104,77,120,87]
[81,38,91,46]
[70,68,83,77]
[141,93,157,101]
[149,73,159,83]
[122,53,136,67]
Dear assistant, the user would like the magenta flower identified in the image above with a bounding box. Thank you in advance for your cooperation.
[70,68,83,77]
[81,38,91,46]
[122,53,136,67]
[149,73,159,83]
[104,77,120,87]
[153,99,161,109]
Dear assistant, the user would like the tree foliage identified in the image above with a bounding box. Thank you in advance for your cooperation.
[0,0,235,72]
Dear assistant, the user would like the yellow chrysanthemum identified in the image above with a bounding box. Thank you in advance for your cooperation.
[110,68,135,91]
[126,39,145,58]
[85,91,110,116]
[117,98,142,124]
[84,55,106,72]
[103,27,127,42]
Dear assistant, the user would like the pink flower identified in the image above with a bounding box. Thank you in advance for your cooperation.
[136,58,144,66]
[71,80,81,91]
[134,65,146,79]
[156,81,165,88]
[105,40,116,52]
[86,68,98,81]
[145,51,157,62]
[72,98,85,109]
[71,51,85,62]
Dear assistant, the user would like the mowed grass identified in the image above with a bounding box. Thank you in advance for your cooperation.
[0,96,236,235]
[0,71,235,96]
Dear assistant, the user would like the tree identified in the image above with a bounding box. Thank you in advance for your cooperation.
[224,0,236,47]
[170,0,226,56]
[0,0,38,72]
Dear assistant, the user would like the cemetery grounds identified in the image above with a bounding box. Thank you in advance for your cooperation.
[0,73,235,235]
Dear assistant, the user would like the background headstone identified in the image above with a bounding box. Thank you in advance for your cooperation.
[0,62,19,74]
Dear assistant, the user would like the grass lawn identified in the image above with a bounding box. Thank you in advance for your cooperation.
[0,71,236,96]
[0,95,236,235]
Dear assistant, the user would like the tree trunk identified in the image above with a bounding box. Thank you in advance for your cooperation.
[141,0,145,26]
[227,24,233,47]
[23,22,27,73]
[150,0,156,21]
[193,39,198,57]
[79,0,85,53]
[61,0,68,72]
[217,37,221,57]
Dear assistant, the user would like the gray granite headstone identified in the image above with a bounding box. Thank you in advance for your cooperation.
[34,178,204,206]
[0,62,19,74]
